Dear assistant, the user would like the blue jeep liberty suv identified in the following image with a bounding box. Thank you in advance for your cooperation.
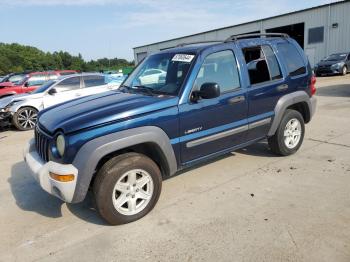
[24,33,317,225]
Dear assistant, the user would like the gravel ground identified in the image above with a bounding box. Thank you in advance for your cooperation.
[0,75,350,262]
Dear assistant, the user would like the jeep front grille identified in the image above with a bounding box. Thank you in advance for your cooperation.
[35,127,50,162]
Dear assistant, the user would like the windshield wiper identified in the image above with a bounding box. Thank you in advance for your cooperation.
[131,85,157,96]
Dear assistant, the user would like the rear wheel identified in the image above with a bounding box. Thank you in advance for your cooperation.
[268,109,305,156]
[12,107,38,131]
[93,152,162,225]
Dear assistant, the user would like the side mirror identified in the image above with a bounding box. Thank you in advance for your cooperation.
[191,82,220,102]
[24,82,29,87]
[48,88,57,95]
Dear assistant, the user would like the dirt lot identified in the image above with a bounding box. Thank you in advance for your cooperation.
[0,75,350,262]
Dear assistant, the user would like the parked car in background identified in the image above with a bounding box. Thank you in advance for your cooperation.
[0,71,33,85]
[314,52,350,76]
[0,70,77,98]
[0,73,120,130]
[138,69,166,85]
[24,33,316,225]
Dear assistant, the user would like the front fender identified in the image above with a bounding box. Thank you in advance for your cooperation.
[71,126,177,203]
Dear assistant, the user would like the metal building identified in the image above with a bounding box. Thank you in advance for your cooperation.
[133,1,350,67]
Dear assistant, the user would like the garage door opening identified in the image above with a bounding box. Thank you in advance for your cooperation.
[266,23,305,49]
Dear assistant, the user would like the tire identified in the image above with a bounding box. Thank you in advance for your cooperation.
[93,152,162,225]
[12,107,38,131]
[341,66,347,76]
[268,109,305,156]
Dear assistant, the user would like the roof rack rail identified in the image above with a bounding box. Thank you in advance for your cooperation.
[175,40,224,47]
[224,33,289,42]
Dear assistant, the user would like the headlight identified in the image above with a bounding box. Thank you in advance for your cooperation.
[331,62,343,69]
[56,134,66,157]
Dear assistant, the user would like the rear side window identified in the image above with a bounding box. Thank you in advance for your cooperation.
[277,43,306,76]
[27,75,47,87]
[243,45,282,85]
[55,76,81,92]
[262,46,282,80]
[194,50,240,93]
[83,75,106,88]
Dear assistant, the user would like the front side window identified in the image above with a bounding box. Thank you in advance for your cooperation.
[32,80,57,94]
[55,76,81,92]
[123,52,195,96]
[83,75,106,88]
[194,50,240,93]
[243,45,282,85]
[277,43,306,76]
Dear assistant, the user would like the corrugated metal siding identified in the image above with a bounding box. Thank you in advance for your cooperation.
[134,1,350,66]
[329,3,350,54]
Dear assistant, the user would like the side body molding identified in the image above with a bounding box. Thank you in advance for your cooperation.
[71,126,178,203]
[268,90,316,136]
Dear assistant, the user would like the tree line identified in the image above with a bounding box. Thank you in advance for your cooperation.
[0,42,134,75]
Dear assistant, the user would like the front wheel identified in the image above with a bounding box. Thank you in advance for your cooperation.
[341,66,347,76]
[268,109,305,156]
[12,107,38,131]
[93,153,162,225]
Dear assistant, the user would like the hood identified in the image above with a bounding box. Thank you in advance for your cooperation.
[0,93,43,109]
[38,91,178,134]
[0,82,14,88]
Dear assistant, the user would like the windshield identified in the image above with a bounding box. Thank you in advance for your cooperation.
[123,52,195,96]
[324,53,347,61]
[31,80,57,94]
[8,74,26,84]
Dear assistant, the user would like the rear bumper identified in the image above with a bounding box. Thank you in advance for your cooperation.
[310,96,317,119]
[23,138,78,203]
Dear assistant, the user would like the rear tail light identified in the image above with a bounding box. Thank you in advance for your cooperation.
[310,75,316,96]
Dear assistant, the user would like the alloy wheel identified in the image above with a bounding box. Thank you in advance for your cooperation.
[283,118,302,149]
[112,169,154,216]
[17,108,37,129]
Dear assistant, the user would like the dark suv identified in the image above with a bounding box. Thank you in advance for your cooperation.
[24,33,317,225]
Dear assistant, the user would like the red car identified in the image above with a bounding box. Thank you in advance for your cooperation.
[0,70,77,98]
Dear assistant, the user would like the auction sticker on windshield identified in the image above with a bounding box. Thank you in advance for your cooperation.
[172,54,195,63]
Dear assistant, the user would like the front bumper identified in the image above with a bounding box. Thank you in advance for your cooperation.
[0,111,11,126]
[315,68,341,75]
[23,138,78,203]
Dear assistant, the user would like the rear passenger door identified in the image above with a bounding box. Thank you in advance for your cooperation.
[241,44,286,141]
[179,48,248,164]
[81,75,110,96]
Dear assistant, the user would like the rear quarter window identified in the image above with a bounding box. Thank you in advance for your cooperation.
[277,43,306,77]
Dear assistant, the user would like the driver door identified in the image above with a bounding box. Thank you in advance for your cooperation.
[43,76,82,108]
[179,49,248,164]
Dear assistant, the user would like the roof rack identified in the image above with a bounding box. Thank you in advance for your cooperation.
[175,40,224,48]
[224,33,289,42]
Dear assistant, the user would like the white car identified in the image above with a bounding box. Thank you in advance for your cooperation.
[0,73,121,131]
[139,69,166,85]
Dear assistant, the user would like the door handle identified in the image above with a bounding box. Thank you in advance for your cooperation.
[276,84,288,91]
[228,96,245,105]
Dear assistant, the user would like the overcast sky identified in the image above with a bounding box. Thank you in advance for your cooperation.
[0,0,341,61]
